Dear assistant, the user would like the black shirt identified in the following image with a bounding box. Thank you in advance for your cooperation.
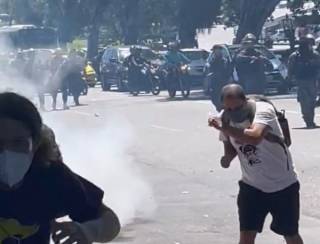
[288,50,320,82]
[0,162,104,244]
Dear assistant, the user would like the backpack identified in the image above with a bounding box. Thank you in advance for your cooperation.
[251,96,291,147]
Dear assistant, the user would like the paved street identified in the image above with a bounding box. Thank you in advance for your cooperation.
[43,88,320,244]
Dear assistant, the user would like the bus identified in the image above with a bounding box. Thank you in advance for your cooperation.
[0,25,59,52]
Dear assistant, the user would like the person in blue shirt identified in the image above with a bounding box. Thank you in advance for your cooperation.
[164,42,190,67]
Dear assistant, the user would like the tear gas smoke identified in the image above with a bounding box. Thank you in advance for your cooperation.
[0,36,156,226]
[45,115,157,226]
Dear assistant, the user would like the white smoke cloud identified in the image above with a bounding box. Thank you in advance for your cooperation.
[45,115,157,226]
[0,34,156,226]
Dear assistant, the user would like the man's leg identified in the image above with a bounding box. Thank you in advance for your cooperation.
[284,234,304,244]
[270,183,302,243]
[51,90,58,110]
[211,90,222,112]
[73,90,80,106]
[237,182,268,244]
[239,231,257,244]
[38,92,45,111]
[62,80,69,109]
[298,88,313,126]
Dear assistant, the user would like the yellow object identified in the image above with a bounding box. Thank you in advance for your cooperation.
[0,218,39,242]
[84,64,96,76]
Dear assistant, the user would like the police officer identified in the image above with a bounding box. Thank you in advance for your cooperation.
[50,49,69,110]
[288,34,320,128]
[124,46,148,95]
[208,45,233,111]
[64,51,85,106]
[235,33,268,95]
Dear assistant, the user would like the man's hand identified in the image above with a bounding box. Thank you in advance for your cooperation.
[51,220,89,244]
[208,118,222,130]
[220,155,233,168]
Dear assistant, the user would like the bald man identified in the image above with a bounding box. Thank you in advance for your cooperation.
[209,84,303,244]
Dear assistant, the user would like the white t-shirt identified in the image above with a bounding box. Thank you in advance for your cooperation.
[220,101,298,193]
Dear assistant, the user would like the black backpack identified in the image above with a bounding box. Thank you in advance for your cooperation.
[251,96,291,148]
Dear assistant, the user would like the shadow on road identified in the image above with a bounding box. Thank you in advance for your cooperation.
[156,90,210,103]
[292,126,320,130]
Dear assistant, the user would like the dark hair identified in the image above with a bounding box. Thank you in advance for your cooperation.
[0,92,42,145]
[33,125,63,165]
[212,45,223,51]
[220,84,246,102]
[0,93,63,165]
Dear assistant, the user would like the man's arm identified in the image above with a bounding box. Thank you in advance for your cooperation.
[221,140,237,168]
[78,204,121,243]
[52,204,121,244]
[221,123,270,145]
[176,51,190,64]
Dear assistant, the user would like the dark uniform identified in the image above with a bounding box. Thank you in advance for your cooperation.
[64,54,85,106]
[235,48,267,95]
[288,45,320,127]
[208,53,233,111]
[124,52,148,93]
[50,54,68,110]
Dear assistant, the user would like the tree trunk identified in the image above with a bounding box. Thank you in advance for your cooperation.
[55,0,81,44]
[179,26,197,48]
[122,0,140,45]
[235,0,281,43]
[87,24,100,60]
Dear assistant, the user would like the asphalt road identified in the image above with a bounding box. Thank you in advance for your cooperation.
[42,88,320,244]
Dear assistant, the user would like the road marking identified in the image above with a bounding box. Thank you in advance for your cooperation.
[151,125,183,133]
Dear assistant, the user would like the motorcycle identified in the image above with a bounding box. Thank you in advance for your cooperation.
[130,64,161,96]
[165,64,190,98]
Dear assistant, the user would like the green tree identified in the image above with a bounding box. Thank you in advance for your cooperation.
[177,0,222,47]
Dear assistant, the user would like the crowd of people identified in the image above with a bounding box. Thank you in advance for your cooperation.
[0,28,318,243]
[5,49,93,111]
[207,33,320,129]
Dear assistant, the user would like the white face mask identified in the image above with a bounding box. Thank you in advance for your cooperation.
[0,150,32,188]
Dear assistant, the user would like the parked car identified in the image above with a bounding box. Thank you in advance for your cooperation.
[271,29,287,42]
[204,44,289,94]
[100,46,129,91]
[100,46,163,91]
[180,48,209,86]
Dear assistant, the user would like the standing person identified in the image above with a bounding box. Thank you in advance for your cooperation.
[235,33,268,95]
[288,35,320,128]
[49,49,69,110]
[124,46,148,94]
[10,52,26,75]
[209,84,303,244]
[65,52,85,106]
[0,92,121,243]
[207,45,233,111]
[25,50,46,111]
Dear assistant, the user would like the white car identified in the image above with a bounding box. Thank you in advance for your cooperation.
[180,48,209,86]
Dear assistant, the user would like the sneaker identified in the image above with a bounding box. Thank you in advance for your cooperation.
[63,104,70,110]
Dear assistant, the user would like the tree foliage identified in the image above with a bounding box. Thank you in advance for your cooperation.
[1,0,319,49]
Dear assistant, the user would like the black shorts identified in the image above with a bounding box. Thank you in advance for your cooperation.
[237,181,300,236]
